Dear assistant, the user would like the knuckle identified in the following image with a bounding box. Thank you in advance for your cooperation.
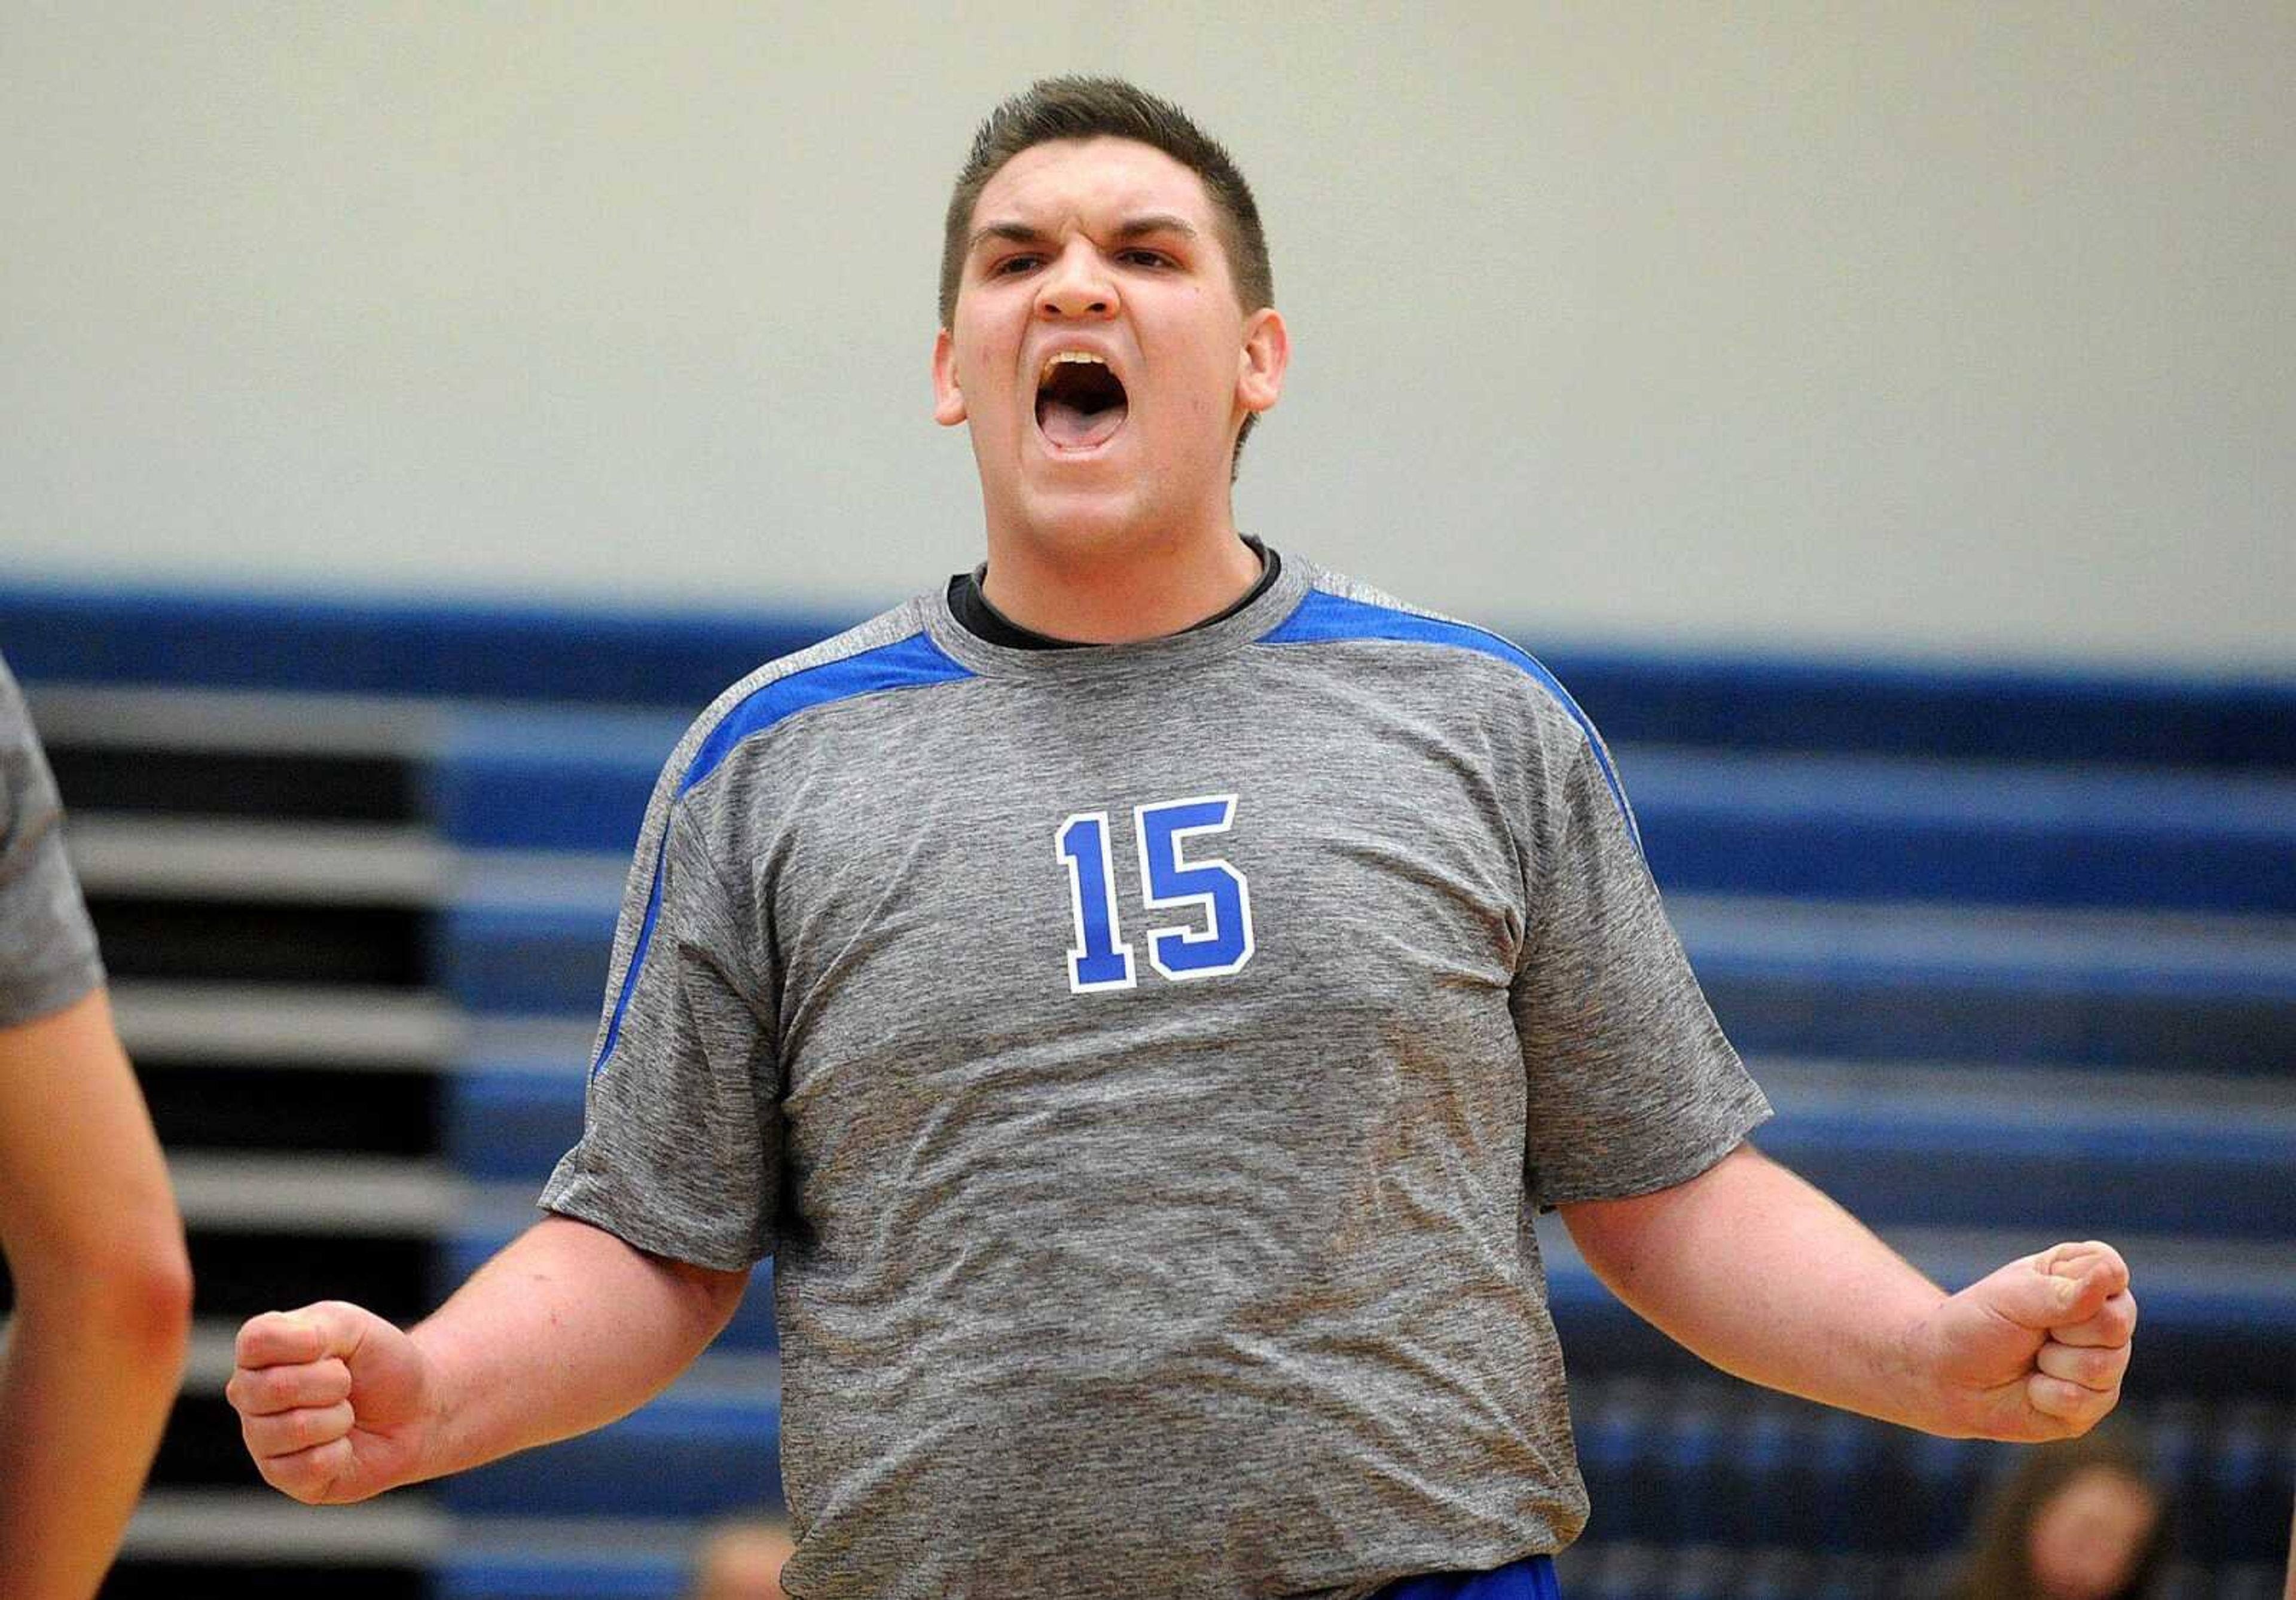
[257,1458,319,1503]
[232,1367,286,1413]
[289,1404,347,1449]
[250,1405,344,1456]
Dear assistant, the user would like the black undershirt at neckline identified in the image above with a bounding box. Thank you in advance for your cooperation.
[947,542,1281,651]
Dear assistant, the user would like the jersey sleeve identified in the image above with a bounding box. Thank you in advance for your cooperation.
[0,657,106,1028]
[538,775,781,1271]
[1510,707,1770,1209]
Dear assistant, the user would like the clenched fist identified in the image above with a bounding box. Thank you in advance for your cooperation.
[227,1300,436,1504]
[1922,1240,2137,1441]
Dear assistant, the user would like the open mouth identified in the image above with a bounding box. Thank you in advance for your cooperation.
[1034,352,1129,451]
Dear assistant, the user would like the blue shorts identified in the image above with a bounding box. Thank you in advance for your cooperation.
[1372,1553,1559,1600]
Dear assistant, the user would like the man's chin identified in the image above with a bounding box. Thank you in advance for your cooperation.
[1010,483,1148,545]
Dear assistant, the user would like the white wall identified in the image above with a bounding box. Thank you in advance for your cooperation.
[4,4,2290,670]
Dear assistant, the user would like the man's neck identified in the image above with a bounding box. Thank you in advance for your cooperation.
[979,523,1266,644]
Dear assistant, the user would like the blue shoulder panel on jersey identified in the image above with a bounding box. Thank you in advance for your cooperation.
[593,632,972,1077]
[1263,588,1641,850]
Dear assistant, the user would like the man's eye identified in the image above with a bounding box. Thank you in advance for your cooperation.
[992,255,1041,276]
[1119,249,1172,268]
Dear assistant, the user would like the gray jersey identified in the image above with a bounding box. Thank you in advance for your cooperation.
[541,552,1769,1600]
[0,655,103,1027]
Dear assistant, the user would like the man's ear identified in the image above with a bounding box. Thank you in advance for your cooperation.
[1236,306,1289,417]
[933,328,967,427]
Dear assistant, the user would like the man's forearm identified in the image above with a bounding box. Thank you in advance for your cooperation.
[0,987,193,1597]
[0,1267,191,1599]
[1560,1144,1953,1431]
[404,1215,747,1484]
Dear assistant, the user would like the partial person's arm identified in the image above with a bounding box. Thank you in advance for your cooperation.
[0,987,194,1599]
[2283,1494,2294,1600]
[227,1214,747,1503]
[1559,1143,2135,1441]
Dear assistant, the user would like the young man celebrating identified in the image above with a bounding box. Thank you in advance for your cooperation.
[228,79,2136,1599]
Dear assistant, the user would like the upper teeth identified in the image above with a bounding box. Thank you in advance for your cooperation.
[1041,351,1107,383]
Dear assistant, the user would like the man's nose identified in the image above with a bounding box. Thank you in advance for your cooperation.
[1036,243,1118,320]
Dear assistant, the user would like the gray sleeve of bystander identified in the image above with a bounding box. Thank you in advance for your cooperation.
[0,655,105,1026]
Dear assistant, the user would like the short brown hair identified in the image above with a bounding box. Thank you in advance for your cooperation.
[939,77,1275,467]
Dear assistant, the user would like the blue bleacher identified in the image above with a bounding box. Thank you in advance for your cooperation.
[436,1564,685,1600]
[12,582,2294,770]
[429,709,682,854]
[1752,1063,2296,1239]
[1627,746,2296,914]
[435,902,618,1016]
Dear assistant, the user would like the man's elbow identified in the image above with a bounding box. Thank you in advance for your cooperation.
[661,1257,754,1337]
[84,1232,195,1367]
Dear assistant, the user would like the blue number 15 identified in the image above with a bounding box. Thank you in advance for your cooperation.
[1056,793,1255,994]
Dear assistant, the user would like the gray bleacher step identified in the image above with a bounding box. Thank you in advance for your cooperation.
[172,1153,466,1235]
[184,1319,248,1391]
[459,848,640,909]
[68,815,628,909]
[113,981,465,1067]
[1756,1055,2296,1117]
[1671,893,2296,1069]
[116,983,594,1072]
[22,684,444,758]
[1672,893,2296,987]
[26,683,437,831]
[161,1155,451,1326]
[68,814,453,905]
[167,1508,722,1600]
[121,1489,448,1563]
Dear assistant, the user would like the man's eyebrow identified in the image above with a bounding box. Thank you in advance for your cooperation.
[966,221,1046,255]
[966,214,1202,256]
[1110,214,1200,243]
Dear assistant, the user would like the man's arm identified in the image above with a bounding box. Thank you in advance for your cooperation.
[2283,1494,2294,1600]
[0,986,194,1599]
[227,1213,748,1504]
[1559,1142,2135,1442]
